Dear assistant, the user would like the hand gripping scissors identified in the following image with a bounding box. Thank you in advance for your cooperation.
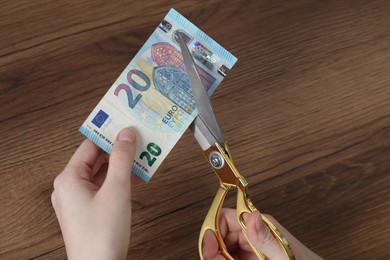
[177,33,295,260]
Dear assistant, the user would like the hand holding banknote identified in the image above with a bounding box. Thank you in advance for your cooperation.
[51,128,137,260]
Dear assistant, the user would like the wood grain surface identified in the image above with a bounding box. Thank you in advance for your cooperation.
[1,0,390,259]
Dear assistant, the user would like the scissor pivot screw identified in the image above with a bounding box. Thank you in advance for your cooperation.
[209,151,224,169]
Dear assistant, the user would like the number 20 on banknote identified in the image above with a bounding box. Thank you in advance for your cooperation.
[114,69,164,167]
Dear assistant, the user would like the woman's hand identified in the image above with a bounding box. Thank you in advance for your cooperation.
[202,208,322,260]
[51,128,138,260]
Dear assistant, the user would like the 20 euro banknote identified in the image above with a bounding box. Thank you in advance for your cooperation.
[79,8,237,182]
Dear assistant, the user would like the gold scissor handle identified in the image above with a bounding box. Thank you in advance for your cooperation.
[198,184,232,260]
[199,143,295,260]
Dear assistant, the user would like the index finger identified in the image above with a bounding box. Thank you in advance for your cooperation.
[219,208,256,252]
[67,139,103,172]
[219,208,244,236]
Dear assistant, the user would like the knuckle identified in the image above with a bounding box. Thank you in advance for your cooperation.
[51,191,57,207]
[53,175,62,190]
[53,171,71,191]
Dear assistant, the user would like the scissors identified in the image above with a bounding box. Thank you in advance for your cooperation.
[177,33,296,260]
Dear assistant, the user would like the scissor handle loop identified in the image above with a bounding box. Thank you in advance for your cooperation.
[198,143,296,260]
[198,184,232,260]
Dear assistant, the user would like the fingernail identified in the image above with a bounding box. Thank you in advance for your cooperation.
[118,128,136,143]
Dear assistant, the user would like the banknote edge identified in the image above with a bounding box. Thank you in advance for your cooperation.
[168,8,238,66]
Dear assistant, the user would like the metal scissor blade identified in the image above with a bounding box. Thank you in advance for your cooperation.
[177,32,224,149]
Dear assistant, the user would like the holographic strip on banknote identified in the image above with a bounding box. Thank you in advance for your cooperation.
[79,8,237,182]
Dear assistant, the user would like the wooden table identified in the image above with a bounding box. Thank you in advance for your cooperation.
[1,1,389,259]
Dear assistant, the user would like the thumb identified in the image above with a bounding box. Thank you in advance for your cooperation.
[247,211,287,260]
[102,128,137,195]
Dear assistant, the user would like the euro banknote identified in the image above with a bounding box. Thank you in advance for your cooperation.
[79,8,237,182]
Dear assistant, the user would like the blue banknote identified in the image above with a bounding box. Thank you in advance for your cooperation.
[80,8,237,182]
